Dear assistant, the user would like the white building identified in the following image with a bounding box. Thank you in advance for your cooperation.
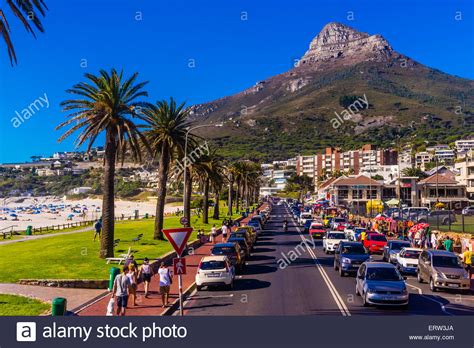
[69,186,93,195]
[455,151,474,200]
[415,151,433,169]
[455,139,474,155]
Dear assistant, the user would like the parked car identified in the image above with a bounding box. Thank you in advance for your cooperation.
[227,236,251,258]
[309,222,326,239]
[417,249,470,293]
[382,240,412,263]
[237,226,258,241]
[417,210,457,226]
[334,241,370,276]
[322,231,347,254]
[230,230,254,249]
[462,206,474,216]
[246,220,262,233]
[195,256,235,290]
[355,262,409,308]
[210,242,245,272]
[396,247,423,274]
[363,232,388,254]
[299,212,313,226]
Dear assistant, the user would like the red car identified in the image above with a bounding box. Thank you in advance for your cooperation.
[309,223,326,238]
[363,232,388,254]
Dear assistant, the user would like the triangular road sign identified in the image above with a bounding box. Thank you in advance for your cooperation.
[162,227,193,256]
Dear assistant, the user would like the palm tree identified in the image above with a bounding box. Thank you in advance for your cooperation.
[57,68,149,258]
[196,150,224,223]
[142,98,191,239]
[1,0,48,65]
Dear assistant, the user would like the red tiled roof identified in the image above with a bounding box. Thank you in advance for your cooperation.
[318,176,338,190]
[419,173,459,185]
[332,175,382,186]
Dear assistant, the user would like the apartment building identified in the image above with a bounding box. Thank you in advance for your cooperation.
[455,151,474,200]
[296,145,398,180]
[455,139,474,154]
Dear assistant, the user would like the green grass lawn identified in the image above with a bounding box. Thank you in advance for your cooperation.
[0,294,50,316]
[0,207,243,283]
[437,215,474,233]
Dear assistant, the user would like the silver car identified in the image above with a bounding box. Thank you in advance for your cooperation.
[355,262,409,308]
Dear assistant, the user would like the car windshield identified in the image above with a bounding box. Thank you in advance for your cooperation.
[432,256,462,268]
[311,225,323,229]
[211,247,235,255]
[328,233,345,239]
[231,232,246,239]
[228,238,246,247]
[391,242,410,250]
[334,218,346,222]
[366,267,402,281]
[200,261,226,270]
[341,245,366,254]
[370,235,387,242]
[403,251,421,259]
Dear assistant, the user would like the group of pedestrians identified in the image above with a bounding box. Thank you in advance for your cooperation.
[110,259,173,316]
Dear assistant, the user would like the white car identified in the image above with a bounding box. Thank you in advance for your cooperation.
[299,212,313,226]
[323,231,348,254]
[195,256,235,290]
[396,247,423,274]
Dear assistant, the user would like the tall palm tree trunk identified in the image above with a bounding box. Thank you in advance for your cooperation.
[100,131,117,258]
[184,168,192,227]
[213,190,220,219]
[202,178,209,224]
[227,177,233,216]
[154,143,170,240]
[235,178,241,213]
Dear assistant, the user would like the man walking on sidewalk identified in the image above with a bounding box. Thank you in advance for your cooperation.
[111,265,131,316]
[222,222,228,242]
[158,262,172,308]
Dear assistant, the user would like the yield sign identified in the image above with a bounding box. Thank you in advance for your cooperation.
[162,227,193,256]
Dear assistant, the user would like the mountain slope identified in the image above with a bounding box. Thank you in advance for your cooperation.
[190,22,474,161]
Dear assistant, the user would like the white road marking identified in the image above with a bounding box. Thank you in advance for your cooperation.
[406,282,453,316]
[287,208,351,316]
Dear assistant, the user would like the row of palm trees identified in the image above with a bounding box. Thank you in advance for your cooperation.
[57,69,262,258]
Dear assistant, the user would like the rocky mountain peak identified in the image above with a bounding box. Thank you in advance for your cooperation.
[299,22,394,66]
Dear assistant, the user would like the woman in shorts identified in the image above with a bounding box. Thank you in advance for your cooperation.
[138,257,154,298]
[127,263,138,306]
[158,262,172,307]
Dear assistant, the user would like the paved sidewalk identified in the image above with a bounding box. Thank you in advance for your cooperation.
[0,227,93,246]
[78,206,268,316]
[0,283,105,311]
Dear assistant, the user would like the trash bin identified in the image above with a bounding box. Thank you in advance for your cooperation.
[108,267,120,291]
[145,213,149,219]
[51,297,67,316]
[26,226,32,236]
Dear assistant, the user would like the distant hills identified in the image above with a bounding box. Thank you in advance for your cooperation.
[189,22,474,161]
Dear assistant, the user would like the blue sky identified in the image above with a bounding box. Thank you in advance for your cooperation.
[0,0,473,163]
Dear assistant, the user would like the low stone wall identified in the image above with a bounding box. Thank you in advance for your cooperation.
[18,279,108,289]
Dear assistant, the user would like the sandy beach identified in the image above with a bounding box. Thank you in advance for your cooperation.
[0,196,182,232]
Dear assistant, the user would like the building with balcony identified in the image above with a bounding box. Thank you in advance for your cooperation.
[418,174,468,209]
[455,151,474,200]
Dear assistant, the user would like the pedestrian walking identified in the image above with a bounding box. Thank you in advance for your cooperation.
[111,265,131,316]
[210,224,217,244]
[127,263,138,306]
[138,257,154,298]
[462,246,472,279]
[158,262,172,308]
[221,222,228,242]
[93,219,102,241]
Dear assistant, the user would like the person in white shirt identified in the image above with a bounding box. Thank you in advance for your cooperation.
[158,262,172,308]
[221,223,228,242]
[210,224,217,244]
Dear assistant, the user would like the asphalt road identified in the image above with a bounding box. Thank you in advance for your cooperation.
[181,204,474,316]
